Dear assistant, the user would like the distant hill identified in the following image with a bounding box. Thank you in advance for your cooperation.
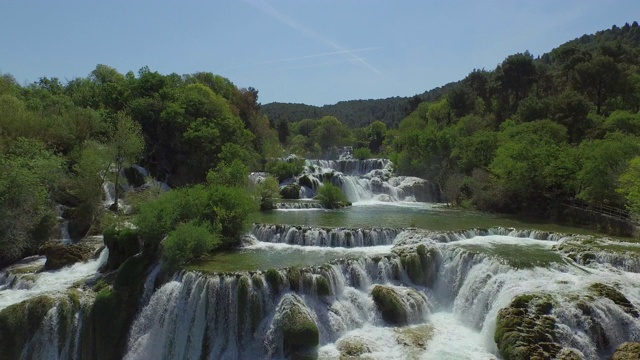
[263,22,640,129]
[261,82,459,128]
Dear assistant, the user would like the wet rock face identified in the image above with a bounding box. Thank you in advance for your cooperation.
[589,283,639,317]
[371,285,409,326]
[0,295,56,360]
[613,342,640,360]
[494,294,562,360]
[278,294,320,357]
[39,242,93,270]
[280,184,301,200]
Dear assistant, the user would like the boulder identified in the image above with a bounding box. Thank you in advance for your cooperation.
[278,294,320,357]
[39,242,94,270]
[613,342,640,360]
[371,285,408,326]
[280,184,301,200]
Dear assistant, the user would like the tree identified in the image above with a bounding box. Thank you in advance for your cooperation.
[617,156,640,214]
[316,183,350,209]
[256,176,281,211]
[109,112,144,210]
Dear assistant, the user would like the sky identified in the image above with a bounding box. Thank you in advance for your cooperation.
[1,1,639,106]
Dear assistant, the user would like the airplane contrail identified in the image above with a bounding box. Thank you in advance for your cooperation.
[255,47,381,65]
[244,0,381,74]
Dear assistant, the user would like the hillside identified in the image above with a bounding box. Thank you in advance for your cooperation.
[261,82,458,128]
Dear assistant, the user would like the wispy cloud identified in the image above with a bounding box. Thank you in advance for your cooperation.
[255,47,381,65]
[244,0,381,74]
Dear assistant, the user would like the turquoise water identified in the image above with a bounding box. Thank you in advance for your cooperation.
[253,201,603,236]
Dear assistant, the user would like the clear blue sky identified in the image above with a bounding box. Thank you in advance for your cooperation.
[1,1,638,106]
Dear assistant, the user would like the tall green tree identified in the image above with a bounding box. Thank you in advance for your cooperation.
[109,112,144,210]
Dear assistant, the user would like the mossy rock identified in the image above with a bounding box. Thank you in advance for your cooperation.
[315,275,332,296]
[39,241,93,270]
[613,342,640,360]
[494,294,561,360]
[266,268,282,293]
[287,267,302,291]
[280,184,301,200]
[0,296,56,360]
[279,295,320,357]
[249,293,263,332]
[299,175,314,189]
[237,276,251,330]
[371,285,408,326]
[589,283,638,317]
[336,336,371,359]
[103,227,141,271]
[556,348,584,360]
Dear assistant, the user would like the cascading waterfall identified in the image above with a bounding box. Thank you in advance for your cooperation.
[123,228,640,359]
[251,224,401,247]
[296,158,441,203]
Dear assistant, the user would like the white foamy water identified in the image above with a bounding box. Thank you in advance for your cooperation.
[0,248,109,311]
[245,241,394,256]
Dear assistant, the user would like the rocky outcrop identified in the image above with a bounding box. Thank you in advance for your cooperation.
[370,285,429,326]
[277,294,320,358]
[0,295,56,359]
[494,294,562,360]
[280,184,301,199]
[613,342,640,360]
[39,241,94,270]
[103,228,141,271]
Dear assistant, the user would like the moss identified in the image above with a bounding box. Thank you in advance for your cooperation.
[115,255,147,288]
[280,184,301,200]
[0,296,56,360]
[287,267,302,291]
[613,342,640,360]
[237,276,251,329]
[103,227,141,271]
[402,254,424,285]
[336,336,371,359]
[299,175,314,189]
[371,285,408,326]
[589,283,638,317]
[494,294,561,360]
[266,268,282,293]
[251,274,264,289]
[39,241,93,270]
[281,296,319,356]
[249,293,263,332]
[315,276,332,296]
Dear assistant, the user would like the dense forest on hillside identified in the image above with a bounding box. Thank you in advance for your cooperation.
[0,66,283,266]
[262,82,458,128]
[1,22,640,268]
[277,22,640,220]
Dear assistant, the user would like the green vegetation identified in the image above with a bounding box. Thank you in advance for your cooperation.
[162,221,221,269]
[256,176,282,210]
[370,285,408,325]
[353,147,372,160]
[265,158,305,182]
[316,183,350,209]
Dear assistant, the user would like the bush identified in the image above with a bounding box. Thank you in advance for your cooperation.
[257,176,281,210]
[353,147,372,160]
[316,183,350,209]
[266,159,304,182]
[163,222,221,269]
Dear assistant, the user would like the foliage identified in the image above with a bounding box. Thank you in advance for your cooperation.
[353,147,372,160]
[256,176,281,211]
[108,112,144,209]
[0,139,63,265]
[163,221,221,269]
[266,159,305,182]
[316,183,350,209]
[617,156,640,214]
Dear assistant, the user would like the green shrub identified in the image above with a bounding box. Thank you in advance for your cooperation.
[353,147,372,160]
[316,183,350,209]
[163,222,221,269]
[257,176,282,210]
[266,159,304,182]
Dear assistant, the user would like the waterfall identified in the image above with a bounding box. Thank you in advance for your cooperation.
[298,158,441,203]
[251,224,402,247]
[0,248,109,311]
[124,229,640,359]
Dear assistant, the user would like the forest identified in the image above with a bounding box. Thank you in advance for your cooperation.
[1,22,640,270]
